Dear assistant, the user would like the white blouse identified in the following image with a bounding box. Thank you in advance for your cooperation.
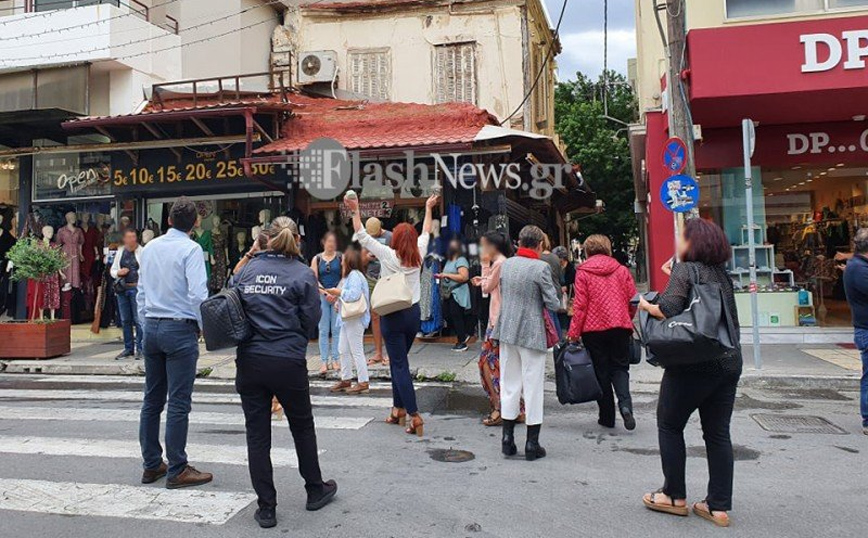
[353,229,430,304]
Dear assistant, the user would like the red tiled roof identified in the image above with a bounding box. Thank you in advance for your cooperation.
[254,94,498,154]
[64,94,295,127]
[303,0,448,12]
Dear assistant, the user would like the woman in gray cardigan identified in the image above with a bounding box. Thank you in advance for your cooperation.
[492,225,561,461]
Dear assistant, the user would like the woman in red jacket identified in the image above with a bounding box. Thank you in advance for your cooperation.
[567,235,638,431]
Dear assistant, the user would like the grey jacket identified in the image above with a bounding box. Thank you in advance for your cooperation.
[492,255,561,351]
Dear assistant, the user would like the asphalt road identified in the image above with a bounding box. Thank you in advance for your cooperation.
[0,373,864,537]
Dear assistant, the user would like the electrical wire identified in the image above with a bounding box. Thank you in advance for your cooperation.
[499,0,568,126]
[0,0,180,33]
[0,0,286,64]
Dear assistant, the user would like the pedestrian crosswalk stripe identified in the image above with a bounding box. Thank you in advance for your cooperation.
[0,406,372,430]
[2,374,452,389]
[0,478,255,525]
[0,389,389,408]
[0,436,319,467]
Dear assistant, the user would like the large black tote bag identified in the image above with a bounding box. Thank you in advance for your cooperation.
[200,288,252,351]
[640,264,737,367]
[553,341,603,405]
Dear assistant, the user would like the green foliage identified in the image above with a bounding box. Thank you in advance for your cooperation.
[555,71,639,253]
[435,371,458,383]
[6,238,68,282]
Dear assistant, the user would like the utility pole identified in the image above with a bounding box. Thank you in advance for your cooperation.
[660,0,697,247]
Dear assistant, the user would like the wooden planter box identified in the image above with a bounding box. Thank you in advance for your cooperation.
[0,319,71,359]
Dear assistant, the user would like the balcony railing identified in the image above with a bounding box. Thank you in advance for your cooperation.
[0,1,179,34]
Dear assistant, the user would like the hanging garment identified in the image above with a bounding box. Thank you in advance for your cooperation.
[421,256,443,335]
[81,225,100,280]
[57,226,85,289]
[209,231,229,293]
[195,229,213,280]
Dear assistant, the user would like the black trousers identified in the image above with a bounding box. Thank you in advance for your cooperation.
[657,369,740,512]
[235,353,325,510]
[445,295,470,343]
[582,329,632,426]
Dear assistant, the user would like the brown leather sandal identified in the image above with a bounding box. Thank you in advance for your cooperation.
[693,501,730,527]
[482,410,503,427]
[642,490,689,517]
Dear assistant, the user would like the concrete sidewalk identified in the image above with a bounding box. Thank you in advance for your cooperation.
[0,328,862,390]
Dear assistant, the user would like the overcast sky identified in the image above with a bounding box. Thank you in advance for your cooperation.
[542,0,636,81]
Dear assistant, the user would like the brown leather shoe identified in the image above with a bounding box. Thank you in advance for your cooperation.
[141,461,168,484]
[329,380,352,393]
[345,382,370,395]
[166,465,213,489]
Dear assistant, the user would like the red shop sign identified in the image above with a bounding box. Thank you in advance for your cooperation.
[696,121,868,169]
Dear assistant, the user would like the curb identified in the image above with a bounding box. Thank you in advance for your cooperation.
[2,361,144,376]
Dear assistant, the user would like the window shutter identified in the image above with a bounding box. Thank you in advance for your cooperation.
[434,42,476,105]
[348,50,391,101]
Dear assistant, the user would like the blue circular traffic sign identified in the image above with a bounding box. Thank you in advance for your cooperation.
[660,175,699,213]
[662,137,688,174]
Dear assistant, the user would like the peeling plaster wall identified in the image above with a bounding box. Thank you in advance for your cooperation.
[290,1,556,134]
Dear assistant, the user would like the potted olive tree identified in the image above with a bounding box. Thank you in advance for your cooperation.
[0,238,71,359]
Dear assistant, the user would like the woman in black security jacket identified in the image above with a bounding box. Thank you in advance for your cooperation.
[232,216,337,529]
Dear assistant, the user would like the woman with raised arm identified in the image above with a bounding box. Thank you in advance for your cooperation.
[347,193,439,437]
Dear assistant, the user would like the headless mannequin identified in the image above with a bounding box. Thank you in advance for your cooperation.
[40,225,62,320]
[59,212,83,292]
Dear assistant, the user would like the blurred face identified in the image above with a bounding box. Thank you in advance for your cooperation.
[676,229,690,260]
[448,239,461,258]
[323,234,337,253]
[123,231,138,250]
[479,237,491,256]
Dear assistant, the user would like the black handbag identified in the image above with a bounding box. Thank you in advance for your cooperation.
[553,341,603,405]
[628,333,643,365]
[639,264,737,367]
[200,288,252,351]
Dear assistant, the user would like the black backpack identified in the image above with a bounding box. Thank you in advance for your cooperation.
[200,288,252,351]
[553,341,603,405]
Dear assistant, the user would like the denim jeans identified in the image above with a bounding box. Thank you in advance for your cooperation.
[381,303,421,415]
[854,328,868,427]
[318,295,340,363]
[139,318,199,478]
[116,286,143,354]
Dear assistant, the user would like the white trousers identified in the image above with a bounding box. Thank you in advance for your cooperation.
[499,343,546,426]
[339,318,369,383]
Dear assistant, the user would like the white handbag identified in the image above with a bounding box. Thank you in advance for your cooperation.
[370,271,413,315]
[340,294,367,320]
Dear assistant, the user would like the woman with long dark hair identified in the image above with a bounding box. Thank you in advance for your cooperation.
[312,231,341,375]
[638,218,741,528]
[324,247,371,395]
[347,193,438,437]
[471,230,518,426]
[232,216,337,528]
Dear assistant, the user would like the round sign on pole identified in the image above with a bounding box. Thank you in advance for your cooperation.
[662,137,688,175]
[660,174,699,213]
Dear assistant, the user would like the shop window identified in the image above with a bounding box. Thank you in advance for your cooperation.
[0,158,19,208]
[725,0,822,18]
[33,149,112,202]
[433,42,477,105]
[829,0,868,7]
[348,49,391,102]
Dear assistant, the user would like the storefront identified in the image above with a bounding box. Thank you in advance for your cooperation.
[642,14,868,330]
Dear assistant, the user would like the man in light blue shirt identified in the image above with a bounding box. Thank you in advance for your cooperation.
[137,197,212,489]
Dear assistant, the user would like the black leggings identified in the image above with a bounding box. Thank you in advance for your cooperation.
[235,354,325,510]
[657,369,740,512]
[445,295,470,343]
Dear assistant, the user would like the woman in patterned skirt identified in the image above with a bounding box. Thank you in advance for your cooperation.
[471,230,521,426]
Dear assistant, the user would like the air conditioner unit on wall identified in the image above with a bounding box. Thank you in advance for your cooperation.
[297,51,338,85]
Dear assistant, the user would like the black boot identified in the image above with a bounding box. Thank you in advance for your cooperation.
[501,419,517,456]
[525,424,546,461]
[621,407,636,431]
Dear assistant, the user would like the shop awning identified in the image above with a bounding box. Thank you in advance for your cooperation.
[687,14,868,128]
